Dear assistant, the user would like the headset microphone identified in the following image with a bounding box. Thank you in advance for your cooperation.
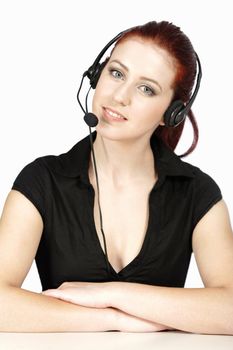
[77,72,99,127]
[84,113,99,127]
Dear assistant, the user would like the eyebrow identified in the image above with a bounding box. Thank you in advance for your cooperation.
[109,59,162,92]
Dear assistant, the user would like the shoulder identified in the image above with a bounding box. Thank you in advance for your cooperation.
[31,133,91,178]
[179,160,223,230]
[180,159,221,193]
[13,154,58,180]
[153,135,220,191]
[11,153,67,200]
[13,132,92,184]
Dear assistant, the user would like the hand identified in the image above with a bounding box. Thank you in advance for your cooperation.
[42,282,173,332]
[42,281,111,308]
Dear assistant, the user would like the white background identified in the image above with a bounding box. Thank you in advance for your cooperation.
[0,0,232,292]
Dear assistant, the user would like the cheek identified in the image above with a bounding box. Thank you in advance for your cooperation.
[133,100,165,121]
[147,95,173,118]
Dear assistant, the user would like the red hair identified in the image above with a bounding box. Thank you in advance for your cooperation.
[115,21,199,157]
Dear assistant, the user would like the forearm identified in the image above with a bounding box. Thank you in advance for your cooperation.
[109,282,233,335]
[0,285,116,332]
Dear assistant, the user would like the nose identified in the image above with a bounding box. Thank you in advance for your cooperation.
[112,83,131,106]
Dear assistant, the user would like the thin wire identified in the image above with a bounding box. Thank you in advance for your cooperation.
[88,127,112,277]
[77,74,86,114]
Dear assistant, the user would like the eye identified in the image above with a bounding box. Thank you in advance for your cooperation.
[108,68,124,80]
[139,85,155,96]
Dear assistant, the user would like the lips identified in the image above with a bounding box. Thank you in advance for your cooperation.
[103,107,127,120]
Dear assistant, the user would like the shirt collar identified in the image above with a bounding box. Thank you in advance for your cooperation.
[50,130,194,183]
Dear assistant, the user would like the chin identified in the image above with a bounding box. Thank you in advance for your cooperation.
[95,124,132,142]
[96,123,157,145]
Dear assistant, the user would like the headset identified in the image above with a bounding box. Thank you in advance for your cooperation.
[77,27,202,128]
[76,26,202,280]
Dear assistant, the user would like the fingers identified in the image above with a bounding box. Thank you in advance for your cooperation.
[42,289,62,298]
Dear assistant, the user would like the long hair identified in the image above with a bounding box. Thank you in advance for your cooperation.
[115,21,199,157]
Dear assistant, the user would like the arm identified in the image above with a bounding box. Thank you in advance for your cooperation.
[108,200,233,335]
[1,284,169,333]
[0,285,117,332]
[0,190,166,332]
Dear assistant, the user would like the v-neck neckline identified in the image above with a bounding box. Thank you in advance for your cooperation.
[89,183,157,276]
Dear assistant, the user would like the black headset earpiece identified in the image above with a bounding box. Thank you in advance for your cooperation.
[87,58,109,89]
[163,100,186,127]
[163,53,202,128]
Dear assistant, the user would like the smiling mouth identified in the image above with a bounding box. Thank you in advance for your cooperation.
[103,107,127,121]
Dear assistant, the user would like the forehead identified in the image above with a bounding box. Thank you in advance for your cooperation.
[110,38,176,89]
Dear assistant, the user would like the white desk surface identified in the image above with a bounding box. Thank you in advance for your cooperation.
[0,331,232,350]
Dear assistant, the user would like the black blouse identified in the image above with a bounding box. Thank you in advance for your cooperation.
[12,131,222,291]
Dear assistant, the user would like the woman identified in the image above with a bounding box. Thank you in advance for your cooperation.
[0,21,233,334]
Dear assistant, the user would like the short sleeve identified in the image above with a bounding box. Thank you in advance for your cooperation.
[192,171,222,230]
[11,158,47,220]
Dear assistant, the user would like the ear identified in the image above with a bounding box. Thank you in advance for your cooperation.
[159,119,165,126]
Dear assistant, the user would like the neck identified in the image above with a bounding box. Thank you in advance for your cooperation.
[89,132,156,188]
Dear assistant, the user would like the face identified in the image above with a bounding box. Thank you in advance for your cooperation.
[92,37,176,142]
